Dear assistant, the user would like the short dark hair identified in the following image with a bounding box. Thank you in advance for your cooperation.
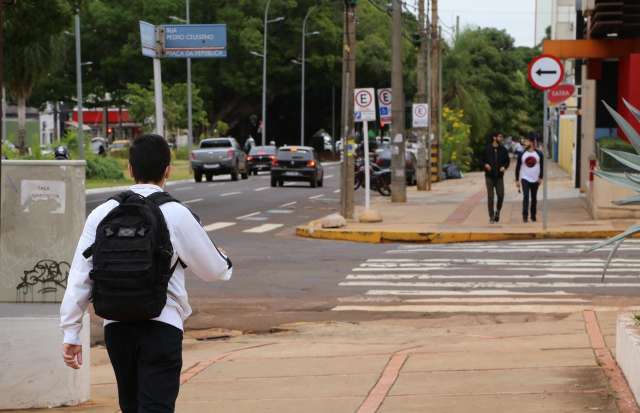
[129,134,171,183]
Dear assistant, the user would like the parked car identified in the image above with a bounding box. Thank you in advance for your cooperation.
[91,137,108,156]
[190,137,249,182]
[247,145,276,175]
[271,146,324,188]
[375,147,417,186]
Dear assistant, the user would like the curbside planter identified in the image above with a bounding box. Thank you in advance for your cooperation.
[616,313,640,405]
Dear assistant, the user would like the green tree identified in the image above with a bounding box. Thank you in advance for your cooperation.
[4,0,72,151]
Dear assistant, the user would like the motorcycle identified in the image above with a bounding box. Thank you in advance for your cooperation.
[354,158,391,197]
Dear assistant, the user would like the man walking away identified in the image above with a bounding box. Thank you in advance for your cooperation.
[60,134,233,413]
[516,135,544,222]
[482,132,510,223]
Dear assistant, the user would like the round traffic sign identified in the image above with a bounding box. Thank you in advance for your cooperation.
[355,90,373,108]
[528,54,564,91]
[548,84,575,105]
[414,105,427,118]
[379,90,392,106]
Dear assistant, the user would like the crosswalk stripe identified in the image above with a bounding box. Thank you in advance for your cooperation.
[203,222,236,232]
[402,297,590,303]
[221,192,242,197]
[388,247,640,253]
[366,258,640,263]
[243,223,284,233]
[174,186,194,191]
[338,281,640,288]
[280,201,297,208]
[255,187,269,191]
[366,290,575,296]
[331,305,640,313]
[351,267,635,273]
[309,194,324,200]
[346,274,640,280]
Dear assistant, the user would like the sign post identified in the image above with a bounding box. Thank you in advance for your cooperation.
[413,103,430,191]
[528,54,563,231]
[377,88,392,127]
[140,21,227,138]
[354,88,381,222]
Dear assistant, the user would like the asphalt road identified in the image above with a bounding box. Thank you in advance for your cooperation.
[86,163,640,333]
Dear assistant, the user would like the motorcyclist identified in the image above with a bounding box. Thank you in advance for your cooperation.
[54,146,70,160]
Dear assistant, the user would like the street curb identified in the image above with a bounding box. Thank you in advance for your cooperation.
[295,225,625,244]
[85,179,192,195]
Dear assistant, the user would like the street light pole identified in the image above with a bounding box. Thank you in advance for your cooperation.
[74,9,85,160]
[261,0,271,146]
[186,0,193,153]
[301,7,319,147]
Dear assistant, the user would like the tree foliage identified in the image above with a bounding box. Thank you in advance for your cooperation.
[443,27,542,168]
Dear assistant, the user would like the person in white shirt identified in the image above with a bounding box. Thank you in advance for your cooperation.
[515,135,544,223]
[60,134,232,413]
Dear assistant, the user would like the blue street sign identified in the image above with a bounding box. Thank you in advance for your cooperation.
[163,24,227,58]
[379,107,389,116]
[139,21,157,58]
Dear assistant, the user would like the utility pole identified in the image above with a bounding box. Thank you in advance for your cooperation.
[186,0,193,154]
[456,15,460,42]
[415,0,429,191]
[429,0,439,182]
[390,0,406,202]
[340,0,356,219]
[74,8,85,160]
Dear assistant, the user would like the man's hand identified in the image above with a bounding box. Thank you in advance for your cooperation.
[484,164,492,172]
[538,179,543,185]
[499,167,506,173]
[516,180,521,188]
[63,344,83,369]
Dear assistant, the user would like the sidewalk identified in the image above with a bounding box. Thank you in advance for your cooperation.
[297,162,636,243]
[11,311,637,412]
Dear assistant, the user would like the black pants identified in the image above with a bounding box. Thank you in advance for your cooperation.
[105,321,183,413]
[485,176,504,218]
[522,179,540,219]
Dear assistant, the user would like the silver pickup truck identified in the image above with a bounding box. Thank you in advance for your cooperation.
[190,137,249,182]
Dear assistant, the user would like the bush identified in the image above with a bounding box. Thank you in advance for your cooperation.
[86,156,124,180]
[173,146,190,160]
[597,137,635,172]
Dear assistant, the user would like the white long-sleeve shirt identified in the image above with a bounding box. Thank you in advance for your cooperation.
[60,184,232,345]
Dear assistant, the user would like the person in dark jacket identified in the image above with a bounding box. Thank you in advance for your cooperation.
[482,132,510,223]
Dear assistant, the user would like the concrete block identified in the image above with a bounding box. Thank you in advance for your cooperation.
[616,312,640,405]
[589,175,640,219]
[1,160,85,303]
[0,304,90,409]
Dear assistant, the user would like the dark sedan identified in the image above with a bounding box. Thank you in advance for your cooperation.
[271,146,324,188]
[375,148,417,186]
[247,146,276,175]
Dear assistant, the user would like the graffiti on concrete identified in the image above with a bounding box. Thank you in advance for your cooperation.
[16,259,70,301]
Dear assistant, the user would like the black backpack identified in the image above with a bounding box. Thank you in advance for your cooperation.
[83,190,188,322]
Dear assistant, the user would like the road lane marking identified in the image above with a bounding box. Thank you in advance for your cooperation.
[254,187,270,191]
[325,175,334,178]
[280,201,297,208]
[175,186,194,191]
[334,189,341,193]
[236,211,261,220]
[184,198,203,204]
[267,209,293,214]
[309,194,324,200]
[208,183,219,187]
[403,297,590,303]
[220,192,242,197]
[203,222,236,232]
[243,223,284,233]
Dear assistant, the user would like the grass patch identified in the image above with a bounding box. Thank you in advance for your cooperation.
[86,159,192,189]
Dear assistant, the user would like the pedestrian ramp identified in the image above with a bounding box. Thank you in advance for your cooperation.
[332,240,640,314]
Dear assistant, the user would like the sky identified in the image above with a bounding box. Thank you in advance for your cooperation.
[434,0,537,47]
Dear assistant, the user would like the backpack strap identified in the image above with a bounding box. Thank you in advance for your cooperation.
[110,190,136,204]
